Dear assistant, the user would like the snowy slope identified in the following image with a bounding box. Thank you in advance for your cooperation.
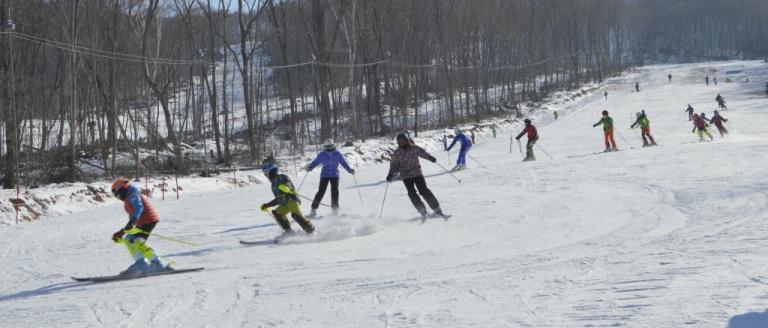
[1,61,768,327]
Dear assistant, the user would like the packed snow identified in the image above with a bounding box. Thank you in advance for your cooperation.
[1,60,767,327]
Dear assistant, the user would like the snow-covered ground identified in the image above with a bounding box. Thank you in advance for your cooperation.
[1,60,768,327]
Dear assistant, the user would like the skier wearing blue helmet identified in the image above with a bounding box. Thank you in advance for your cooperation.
[260,160,315,236]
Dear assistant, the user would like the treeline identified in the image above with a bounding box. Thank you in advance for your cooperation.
[1,0,766,188]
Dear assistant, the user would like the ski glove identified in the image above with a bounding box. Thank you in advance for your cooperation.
[385,175,393,182]
[112,229,125,242]
[349,169,355,175]
[427,156,437,163]
[260,203,271,211]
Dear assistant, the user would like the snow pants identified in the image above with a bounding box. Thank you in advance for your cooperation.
[641,127,656,146]
[312,178,339,210]
[695,127,714,141]
[525,140,536,160]
[715,123,729,137]
[272,201,314,233]
[403,176,440,215]
[123,222,158,262]
[456,146,470,166]
[604,128,618,149]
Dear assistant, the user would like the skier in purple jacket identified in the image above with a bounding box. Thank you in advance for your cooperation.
[306,139,354,217]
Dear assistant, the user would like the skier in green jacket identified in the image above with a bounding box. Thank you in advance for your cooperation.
[593,110,618,152]
[630,110,657,147]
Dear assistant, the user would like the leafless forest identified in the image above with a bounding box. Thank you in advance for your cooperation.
[1,0,767,188]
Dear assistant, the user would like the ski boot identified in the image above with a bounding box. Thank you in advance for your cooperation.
[121,258,150,275]
[146,257,170,273]
[308,208,318,218]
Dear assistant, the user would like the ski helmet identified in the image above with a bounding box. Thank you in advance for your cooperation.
[636,112,642,118]
[323,138,335,151]
[602,110,609,116]
[396,132,409,142]
[111,178,130,199]
[714,110,719,115]
[262,162,279,176]
[454,127,462,135]
[524,118,531,125]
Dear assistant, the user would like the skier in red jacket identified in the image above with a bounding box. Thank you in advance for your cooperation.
[111,179,167,274]
[515,119,539,161]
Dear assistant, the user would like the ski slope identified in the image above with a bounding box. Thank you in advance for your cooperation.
[2,61,768,327]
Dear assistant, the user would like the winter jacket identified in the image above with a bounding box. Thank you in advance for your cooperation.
[593,116,614,131]
[266,174,300,207]
[516,125,539,141]
[387,145,436,180]
[447,133,472,152]
[710,115,728,127]
[685,106,694,114]
[631,115,650,129]
[123,185,160,227]
[308,150,353,178]
[693,116,709,130]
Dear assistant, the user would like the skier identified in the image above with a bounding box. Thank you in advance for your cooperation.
[593,110,618,152]
[706,76,710,85]
[305,139,355,217]
[714,77,718,85]
[515,118,539,161]
[630,111,657,147]
[692,113,714,142]
[446,127,472,171]
[386,132,446,220]
[553,110,559,120]
[699,112,711,123]
[635,82,640,92]
[710,110,729,137]
[604,91,608,100]
[110,179,167,274]
[685,104,695,121]
[715,94,727,110]
[668,74,672,82]
[261,162,315,237]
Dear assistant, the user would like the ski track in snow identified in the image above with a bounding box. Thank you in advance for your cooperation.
[2,60,768,327]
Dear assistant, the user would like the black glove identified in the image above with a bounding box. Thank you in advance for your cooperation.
[385,175,392,182]
[261,203,270,211]
[112,229,125,242]
[349,169,355,175]
[515,136,520,141]
[428,156,437,163]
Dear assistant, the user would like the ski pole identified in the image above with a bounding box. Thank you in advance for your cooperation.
[435,162,463,183]
[378,182,390,218]
[467,154,487,169]
[509,136,513,154]
[124,228,199,247]
[352,174,365,206]
[296,170,309,193]
[536,143,555,160]
[517,139,523,155]
[616,130,630,145]
[297,193,332,208]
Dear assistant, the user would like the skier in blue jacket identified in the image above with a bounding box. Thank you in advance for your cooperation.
[306,139,355,217]
[446,127,472,171]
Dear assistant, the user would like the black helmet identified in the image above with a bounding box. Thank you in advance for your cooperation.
[602,110,609,116]
[524,118,531,125]
[396,132,410,142]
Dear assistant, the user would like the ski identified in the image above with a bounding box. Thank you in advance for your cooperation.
[72,267,204,283]
[420,212,452,223]
[240,239,279,246]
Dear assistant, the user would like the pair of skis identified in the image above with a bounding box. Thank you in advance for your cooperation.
[72,267,204,283]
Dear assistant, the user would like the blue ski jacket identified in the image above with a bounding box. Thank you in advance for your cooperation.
[308,150,353,178]
[447,133,472,152]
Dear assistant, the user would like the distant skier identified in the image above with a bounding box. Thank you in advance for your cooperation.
[261,162,315,237]
[685,104,695,121]
[668,74,672,82]
[604,91,608,100]
[553,110,559,120]
[710,110,729,137]
[692,113,714,142]
[386,132,446,220]
[306,139,355,217]
[706,76,710,85]
[110,179,167,274]
[515,118,539,161]
[635,82,640,92]
[630,111,657,147]
[593,110,618,152]
[714,77,718,85]
[715,94,727,110]
[446,127,472,171]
